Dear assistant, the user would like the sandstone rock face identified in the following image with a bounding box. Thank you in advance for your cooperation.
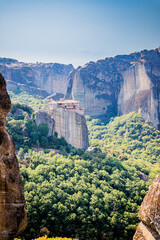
[133,222,159,240]
[31,63,73,95]
[67,61,123,117]
[133,173,160,240]
[36,108,89,150]
[52,108,89,150]
[118,61,159,128]
[0,59,73,95]
[35,111,55,136]
[0,73,27,240]
[66,48,160,129]
[46,92,64,101]
[6,80,49,98]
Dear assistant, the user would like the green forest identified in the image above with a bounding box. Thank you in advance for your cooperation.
[8,91,160,240]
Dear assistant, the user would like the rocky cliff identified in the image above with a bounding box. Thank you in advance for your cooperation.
[0,73,27,239]
[35,111,55,136]
[0,58,74,95]
[36,108,89,150]
[133,173,160,240]
[51,108,89,150]
[7,80,49,98]
[66,47,160,129]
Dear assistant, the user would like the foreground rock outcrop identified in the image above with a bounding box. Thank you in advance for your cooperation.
[66,47,160,129]
[0,73,27,239]
[133,173,160,240]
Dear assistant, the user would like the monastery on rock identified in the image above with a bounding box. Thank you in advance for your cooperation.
[48,98,84,115]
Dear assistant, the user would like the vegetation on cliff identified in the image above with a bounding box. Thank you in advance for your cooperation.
[6,101,75,155]
[87,112,160,182]
[8,90,48,110]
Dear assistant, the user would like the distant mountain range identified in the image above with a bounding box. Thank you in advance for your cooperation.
[0,58,73,97]
[1,46,160,129]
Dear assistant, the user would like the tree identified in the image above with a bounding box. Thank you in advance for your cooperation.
[40,136,48,147]
[30,131,39,144]
[38,123,49,138]
[54,131,58,138]
[25,120,37,135]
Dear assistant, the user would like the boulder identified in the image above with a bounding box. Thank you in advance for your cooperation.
[133,222,159,240]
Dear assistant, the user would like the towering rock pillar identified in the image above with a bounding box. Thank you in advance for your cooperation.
[0,73,27,240]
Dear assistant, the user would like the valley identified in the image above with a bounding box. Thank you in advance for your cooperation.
[6,89,160,240]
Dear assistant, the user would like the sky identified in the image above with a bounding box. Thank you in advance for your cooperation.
[0,0,160,67]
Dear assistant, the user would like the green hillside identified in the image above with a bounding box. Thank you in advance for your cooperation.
[87,112,160,182]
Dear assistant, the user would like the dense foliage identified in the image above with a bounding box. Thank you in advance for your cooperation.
[87,112,160,183]
[20,150,147,240]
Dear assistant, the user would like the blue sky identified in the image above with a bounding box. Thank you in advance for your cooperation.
[0,0,160,67]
